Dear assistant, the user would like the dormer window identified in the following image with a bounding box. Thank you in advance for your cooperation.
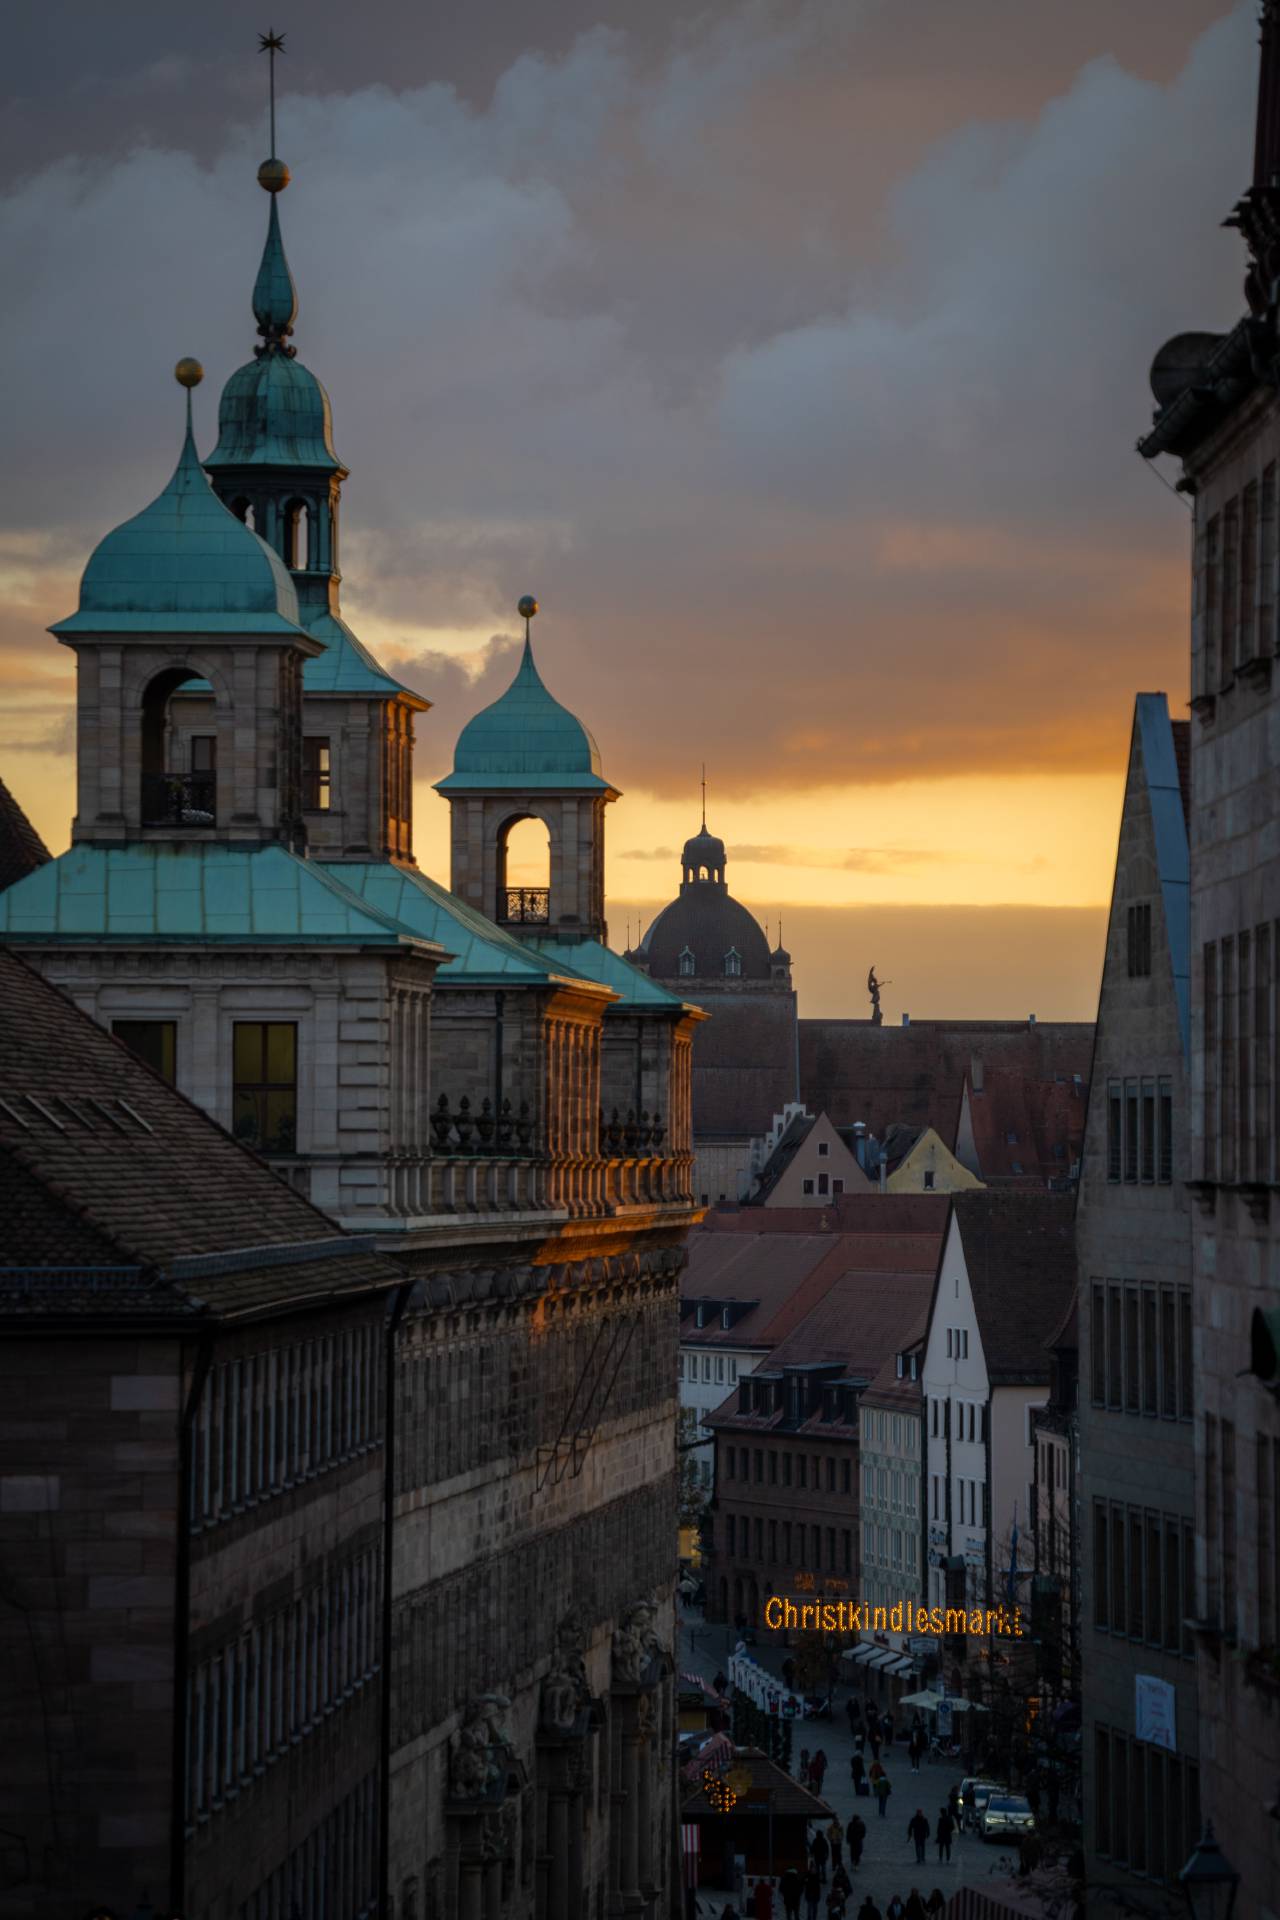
[679,946,696,977]
[896,1353,905,1378]
[723,948,742,977]
[303,737,331,812]
[721,1305,733,1330]
[695,1302,707,1328]
[909,1355,918,1381]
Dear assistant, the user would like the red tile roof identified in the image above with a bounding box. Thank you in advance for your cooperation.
[963,1068,1086,1184]
[799,1019,1093,1144]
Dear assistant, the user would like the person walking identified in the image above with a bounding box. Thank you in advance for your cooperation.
[753,1879,775,1920]
[868,1730,882,1764]
[908,1728,925,1774]
[826,1890,848,1920]
[831,1867,853,1901]
[803,1868,822,1920]
[947,1782,961,1825]
[811,1749,829,1797]
[826,1818,843,1872]
[925,1893,946,1920]
[845,1813,867,1869]
[846,1696,861,1738]
[883,1714,896,1748]
[904,1891,928,1920]
[780,1866,803,1920]
[850,1754,866,1795]
[856,1901,882,1920]
[810,1825,830,1883]
[907,1808,930,1864]
[873,1773,892,1819]
[799,1748,812,1790]
[886,1896,905,1920]
[935,1808,955,1863]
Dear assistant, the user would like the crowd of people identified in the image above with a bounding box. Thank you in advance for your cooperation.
[700,1696,973,1920]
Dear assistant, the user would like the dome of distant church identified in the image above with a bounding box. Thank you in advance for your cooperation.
[53,384,304,638]
[636,822,772,980]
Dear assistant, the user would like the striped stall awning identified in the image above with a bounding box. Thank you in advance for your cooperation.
[681,1822,701,1890]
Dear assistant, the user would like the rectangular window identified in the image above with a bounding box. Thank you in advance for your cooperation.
[1127,902,1152,978]
[1095,1727,1111,1856]
[1164,1519,1182,1654]
[1124,1079,1139,1182]
[1158,1076,1173,1184]
[1256,922,1272,1182]
[1141,1078,1155,1182]
[817,1172,829,1195]
[769,1519,777,1562]
[1203,940,1218,1181]
[826,1456,835,1493]
[802,1178,814,1195]
[1202,512,1220,695]
[753,1449,763,1483]
[1261,463,1276,652]
[726,1514,736,1555]
[1129,1740,1147,1873]
[1240,478,1258,664]
[1142,1287,1158,1415]
[783,1520,792,1563]
[1145,1513,1162,1646]
[1222,1419,1237,1630]
[1107,1082,1122,1181]
[191,733,217,775]
[1128,1510,1144,1638]
[302,737,332,812]
[1239,928,1253,1180]
[1091,1283,1106,1404]
[1110,1507,1126,1633]
[1222,936,1236,1182]
[112,1018,177,1084]
[1107,1285,1123,1408]
[716,1356,725,1383]
[703,1357,711,1382]
[798,1455,807,1490]
[1124,1288,1140,1413]
[1178,1290,1193,1420]
[1222,495,1239,682]
[842,1459,851,1495]
[677,1353,684,1381]
[754,1517,763,1560]
[1093,1504,1110,1629]
[1111,1732,1129,1864]
[961,1330,969,1359]
[769,1449,777,1484]
[783,1452,792,1487]
[1160,1288,1177,1417]
[232,1022,298,1152]
[1205,1414,1219,1623]
[1182,1522,1196,1657]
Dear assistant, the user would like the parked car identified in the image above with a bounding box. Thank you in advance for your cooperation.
[955,1778,1001,1831]
[979,1793,1038,1841]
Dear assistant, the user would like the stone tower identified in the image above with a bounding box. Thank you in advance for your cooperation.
[435,605,618,943]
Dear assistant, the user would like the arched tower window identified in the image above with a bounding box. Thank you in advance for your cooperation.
[678,947,696,977]
[140,667,216,827]
[499,815,551,925]
[723,948,742,977]
[230,497,257,532]
[285,500,310,570]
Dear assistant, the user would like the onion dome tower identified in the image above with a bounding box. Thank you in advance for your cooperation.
[194,33,427,862]
[435,597,618,943]
[51,361,320,849]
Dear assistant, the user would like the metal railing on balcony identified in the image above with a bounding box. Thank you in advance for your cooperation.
[141,771,217,827]
[501,887,550,924]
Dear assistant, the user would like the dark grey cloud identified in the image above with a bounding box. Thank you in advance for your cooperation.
[0,0,1248,803]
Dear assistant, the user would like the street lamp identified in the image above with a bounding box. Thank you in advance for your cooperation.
[1178,1822,1241,1920]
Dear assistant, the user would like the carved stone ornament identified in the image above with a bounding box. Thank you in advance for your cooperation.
[612,1598,663,1687]
[448,1692,515,1802]
[540,1612,593,1734]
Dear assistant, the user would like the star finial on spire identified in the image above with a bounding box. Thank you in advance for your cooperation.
[258,30,286,158]
[700,763,707,830]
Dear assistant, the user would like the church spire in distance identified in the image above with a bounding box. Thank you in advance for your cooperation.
[252,31,298,357]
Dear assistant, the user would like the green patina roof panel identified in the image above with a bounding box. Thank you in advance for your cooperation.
[52,421,305,640]
[0,844,442,949]
[533,938,696,1012]
[435,640,613,793]
[204,353,342,472]
[321,862,597,987]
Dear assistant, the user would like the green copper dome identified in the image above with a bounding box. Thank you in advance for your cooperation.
[204,192,342,473]
[52,409,305,637]
[435,639,614,793]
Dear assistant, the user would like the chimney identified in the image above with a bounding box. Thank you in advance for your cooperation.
[970,1054,984,1095]
[902,1012,910,1027]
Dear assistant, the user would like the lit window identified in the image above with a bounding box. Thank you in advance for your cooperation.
[233,1022,297,1152]
[303,737,331,812]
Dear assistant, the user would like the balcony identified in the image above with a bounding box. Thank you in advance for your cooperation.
[501,887,549,925]
[142,771,216,827]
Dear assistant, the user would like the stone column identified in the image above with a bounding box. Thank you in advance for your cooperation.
[458,1858,484,1920]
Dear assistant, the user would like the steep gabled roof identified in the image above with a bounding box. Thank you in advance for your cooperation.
[949,1190,1076,1385]
[1135,693,1190,1061]
[0,950,400,1320]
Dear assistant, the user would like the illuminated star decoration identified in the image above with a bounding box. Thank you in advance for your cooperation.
[702,1766,738,1812]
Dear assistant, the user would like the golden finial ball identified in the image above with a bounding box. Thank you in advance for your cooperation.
[257,156,291,193]
[174,358,204,389]
[517,595,538,620]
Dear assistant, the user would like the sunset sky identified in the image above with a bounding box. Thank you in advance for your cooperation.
[0,0,1252,1017]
